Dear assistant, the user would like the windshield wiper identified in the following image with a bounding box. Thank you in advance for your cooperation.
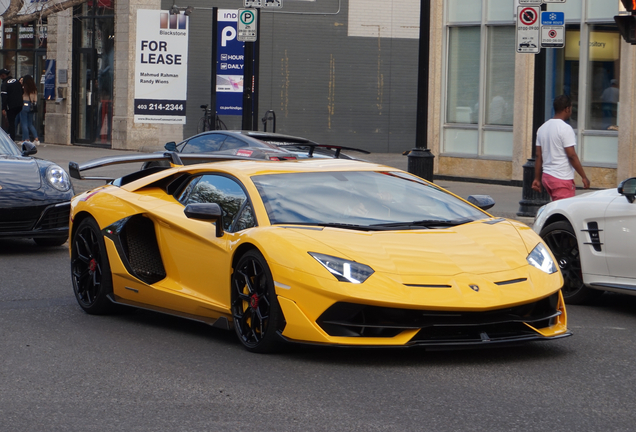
[370,218,473,229]
[277,222,382,231]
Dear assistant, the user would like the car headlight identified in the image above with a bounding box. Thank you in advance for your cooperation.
[46,165,72,191]
[308,252,374,284]
[527,243,557,274]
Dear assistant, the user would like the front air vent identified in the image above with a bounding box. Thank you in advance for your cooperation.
[582,222,602,252]
[404,284,452,288]
[494,278,527,286]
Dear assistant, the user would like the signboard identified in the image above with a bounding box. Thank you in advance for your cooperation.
[237,9,257,42]
[216,9,245,116]
[516,6,540,53]
[134,9,189,124]
[541,11,565,48]
[44,59,56,100]
[244,0,282,8]
[518,0,566,3]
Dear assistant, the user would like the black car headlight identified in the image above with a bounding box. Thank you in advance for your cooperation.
[527,243,557,274]
[308,252,374,284]
[46,165,72,192]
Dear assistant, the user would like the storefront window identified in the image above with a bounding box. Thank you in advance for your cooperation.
[485,26,515,126]
[585,25,620,131]
[446,27,480,125]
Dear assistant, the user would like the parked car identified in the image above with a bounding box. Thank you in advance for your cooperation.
[142,130,367,169]
[534,178,636,304]
[0,130,74,246]
[68,152,569,352]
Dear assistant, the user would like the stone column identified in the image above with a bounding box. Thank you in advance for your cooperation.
[512,53,535,182]
[112,0,183,151]
[427,0,444,172]
[44,8,73,145]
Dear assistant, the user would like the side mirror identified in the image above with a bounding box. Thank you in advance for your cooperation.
[184,203,224,237]
[467,194,495,211]
[164,142,177,151]
[21,141,37,156]
[618,177,636,203]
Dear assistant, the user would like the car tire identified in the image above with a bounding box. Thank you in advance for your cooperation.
[70,217,118,315]
[231,250,284,353]
[540,220,603,305]
[34,236,67,247]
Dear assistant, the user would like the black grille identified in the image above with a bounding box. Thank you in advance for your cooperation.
[0,204,48,232]
[317,292,561,342]
[583,222,602,252]
[35,204,70,230]
[0,219,37,232]
[120,215,166,285]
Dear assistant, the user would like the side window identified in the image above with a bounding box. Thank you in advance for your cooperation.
[220,135,248,150]
[182,134,226,153]
[183,174,256,232]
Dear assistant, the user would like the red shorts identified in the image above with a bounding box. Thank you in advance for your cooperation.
[542,173,575,201]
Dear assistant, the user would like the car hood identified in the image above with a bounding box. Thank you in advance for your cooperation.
[287,219,531,277]
[0,157,42,192]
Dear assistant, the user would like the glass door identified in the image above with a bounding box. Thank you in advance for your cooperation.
[72,2,114,147]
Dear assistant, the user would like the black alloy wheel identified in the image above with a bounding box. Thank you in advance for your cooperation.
[540,220,603,305]
[70,217,116,314]
[231,250,283,353]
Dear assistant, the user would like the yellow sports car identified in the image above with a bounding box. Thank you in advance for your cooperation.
[68,154,569,352]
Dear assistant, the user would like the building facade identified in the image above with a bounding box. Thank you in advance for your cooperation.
[4,0,634,188]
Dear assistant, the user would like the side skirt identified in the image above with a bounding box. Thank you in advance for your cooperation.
[107,294,232,330]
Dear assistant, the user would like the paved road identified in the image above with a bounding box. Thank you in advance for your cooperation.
[2,238,636,431]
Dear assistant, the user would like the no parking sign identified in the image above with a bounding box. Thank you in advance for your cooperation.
[541,11,565,48]
[516,6,540,54]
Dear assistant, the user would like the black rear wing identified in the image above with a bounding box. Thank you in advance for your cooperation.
[68,152,251,181]
[276,143,370,158]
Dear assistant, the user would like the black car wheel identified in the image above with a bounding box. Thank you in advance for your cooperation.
[540,220,603,305]
[70,217,117,314]
[34,236,68,247]
[231,250,283,353]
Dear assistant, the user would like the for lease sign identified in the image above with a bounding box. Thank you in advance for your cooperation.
[134,9,189,124]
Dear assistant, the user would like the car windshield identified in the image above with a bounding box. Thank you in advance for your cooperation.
[0,129,20,156]
[252,171,488,229]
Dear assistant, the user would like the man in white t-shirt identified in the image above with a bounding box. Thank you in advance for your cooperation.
[532,95,590,201]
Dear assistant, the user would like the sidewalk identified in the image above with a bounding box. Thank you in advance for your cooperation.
[35,142,536,225]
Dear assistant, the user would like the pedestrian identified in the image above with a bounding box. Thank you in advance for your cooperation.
[0,68,24,141]
[18,75,40,144]
[532,94,590,201]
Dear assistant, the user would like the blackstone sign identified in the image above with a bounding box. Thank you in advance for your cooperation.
[134,9,189,124]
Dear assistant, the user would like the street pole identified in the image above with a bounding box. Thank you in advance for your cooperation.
[241,38,253,131]
[252,8,260,131]
[211,7,218,129]
[517,4,550,217]
[408,0,435,181]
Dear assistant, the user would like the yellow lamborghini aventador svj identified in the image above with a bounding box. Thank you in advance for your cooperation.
[68,153,569,352]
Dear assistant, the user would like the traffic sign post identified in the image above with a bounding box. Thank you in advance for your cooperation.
[541,11,565,48]
[516,6,540,53]
[237,8,257,42]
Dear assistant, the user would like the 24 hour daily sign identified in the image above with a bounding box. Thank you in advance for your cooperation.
[134,9,189,124]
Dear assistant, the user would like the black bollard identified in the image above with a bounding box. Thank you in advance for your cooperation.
[517,158,550,217]
[406,148,435,182]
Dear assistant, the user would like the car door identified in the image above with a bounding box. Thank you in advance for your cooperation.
[602,195,636,281]
[150,173,257,314]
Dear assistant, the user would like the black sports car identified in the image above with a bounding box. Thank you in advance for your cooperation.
[143,130,367,169]
[0,131,74,246]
